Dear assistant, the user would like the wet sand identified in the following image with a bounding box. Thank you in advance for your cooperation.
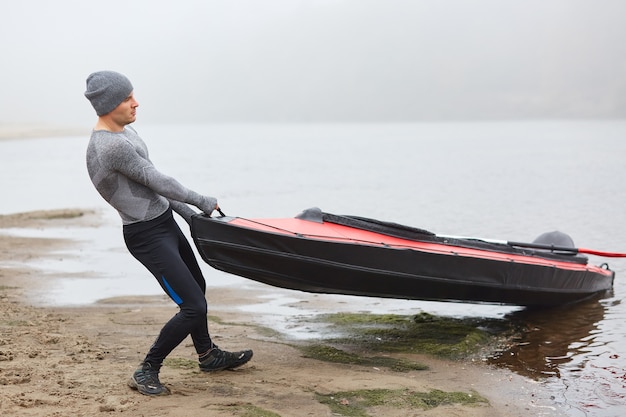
[0,208,566,416]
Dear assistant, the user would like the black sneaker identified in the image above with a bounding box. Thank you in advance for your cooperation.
[199,347,253,372]
[128,362,171,396]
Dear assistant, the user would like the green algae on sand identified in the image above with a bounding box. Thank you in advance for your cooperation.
[311,312,509,359]
[316,388,487,417]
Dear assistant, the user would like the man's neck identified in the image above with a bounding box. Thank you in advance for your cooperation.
[95,117,125,132]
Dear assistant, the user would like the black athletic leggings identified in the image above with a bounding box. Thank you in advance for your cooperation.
[123,208,213,366]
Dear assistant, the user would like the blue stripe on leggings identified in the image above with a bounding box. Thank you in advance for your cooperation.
[162,276,183,305]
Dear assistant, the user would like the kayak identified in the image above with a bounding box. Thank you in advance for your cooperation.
[191,208,614,307]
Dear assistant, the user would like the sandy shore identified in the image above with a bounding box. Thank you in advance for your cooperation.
[0,209,564,417]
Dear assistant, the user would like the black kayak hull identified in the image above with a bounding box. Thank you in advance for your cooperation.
[191,214,614,307]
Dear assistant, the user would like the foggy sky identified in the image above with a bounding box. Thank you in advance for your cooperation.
[1,0,625,127]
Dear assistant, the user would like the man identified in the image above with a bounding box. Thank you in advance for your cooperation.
[84,70,252,396]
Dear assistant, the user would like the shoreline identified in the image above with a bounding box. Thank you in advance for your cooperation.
[0,209,564,416]
[0,125,88,141]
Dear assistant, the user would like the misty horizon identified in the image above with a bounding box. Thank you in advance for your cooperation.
[1,1,625,127]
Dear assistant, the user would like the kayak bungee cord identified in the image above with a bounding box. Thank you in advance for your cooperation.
[440,235,626,258]
[212,211,626,258]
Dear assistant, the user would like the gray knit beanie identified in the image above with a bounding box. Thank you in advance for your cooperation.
[84,71,134,116]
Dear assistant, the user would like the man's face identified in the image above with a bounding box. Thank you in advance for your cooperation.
[109,92,139,126]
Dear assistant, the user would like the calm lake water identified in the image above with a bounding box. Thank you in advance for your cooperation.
[1,121,625,416]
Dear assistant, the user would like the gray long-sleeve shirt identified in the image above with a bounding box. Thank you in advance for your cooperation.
[86,126,216,225]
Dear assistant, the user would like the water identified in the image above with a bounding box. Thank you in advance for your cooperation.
[1,121,625,415]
